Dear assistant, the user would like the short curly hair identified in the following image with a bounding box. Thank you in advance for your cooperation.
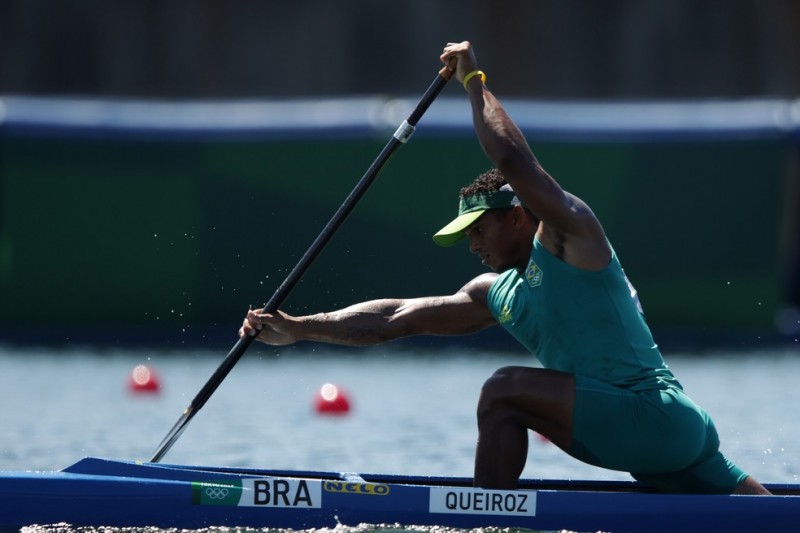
[459,168,507,198]
[457,168,538,224]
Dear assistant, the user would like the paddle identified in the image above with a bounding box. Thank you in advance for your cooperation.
[149,65,453,463]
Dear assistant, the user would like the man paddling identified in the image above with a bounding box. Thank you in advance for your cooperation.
[241,41,770,495]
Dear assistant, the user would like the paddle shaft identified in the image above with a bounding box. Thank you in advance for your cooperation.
[149,66,453,463]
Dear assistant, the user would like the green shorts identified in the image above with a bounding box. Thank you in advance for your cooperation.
[569,375,748,493]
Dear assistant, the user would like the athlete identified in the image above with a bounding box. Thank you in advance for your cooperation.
[241,41,770,495]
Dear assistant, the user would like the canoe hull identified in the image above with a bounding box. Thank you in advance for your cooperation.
[2,458,798,533]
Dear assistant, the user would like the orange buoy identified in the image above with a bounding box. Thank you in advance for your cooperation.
[314,383,351,415]
[128,364,161,393]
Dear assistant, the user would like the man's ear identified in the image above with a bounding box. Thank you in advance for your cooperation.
[510,205,528,229]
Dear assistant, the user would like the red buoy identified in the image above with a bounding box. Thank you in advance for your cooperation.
[128,364,161,394]
[314,383,351,415]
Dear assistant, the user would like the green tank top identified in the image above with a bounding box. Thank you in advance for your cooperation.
[487,238,679,391]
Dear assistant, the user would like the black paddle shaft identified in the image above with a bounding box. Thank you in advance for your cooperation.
[149,66,453,463]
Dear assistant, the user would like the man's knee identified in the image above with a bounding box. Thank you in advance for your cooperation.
[477,367,518,421]
[483,366,518,389]
[480,366,522,399]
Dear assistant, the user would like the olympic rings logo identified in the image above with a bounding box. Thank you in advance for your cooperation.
[204,487,230,499]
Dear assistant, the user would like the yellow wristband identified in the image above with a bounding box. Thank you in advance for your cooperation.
[462,70,486,90]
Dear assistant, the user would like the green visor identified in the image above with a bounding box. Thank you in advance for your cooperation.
[432,188,521,247]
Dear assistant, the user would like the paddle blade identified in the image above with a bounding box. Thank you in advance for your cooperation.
[149,406,195,463]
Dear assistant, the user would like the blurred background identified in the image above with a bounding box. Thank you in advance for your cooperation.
[2,0,799,98]
[1,0,799,350]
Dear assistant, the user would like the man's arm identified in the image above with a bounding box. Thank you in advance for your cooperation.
[240,273,498,346]
[441,42,611,271]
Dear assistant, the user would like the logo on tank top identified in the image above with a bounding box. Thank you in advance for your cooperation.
[498,305,513,324]
[525,259,543,287]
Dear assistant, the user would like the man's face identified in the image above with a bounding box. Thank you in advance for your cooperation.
[463,209,517,272]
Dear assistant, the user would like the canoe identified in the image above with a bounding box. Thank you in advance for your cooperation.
[2,457,798,533]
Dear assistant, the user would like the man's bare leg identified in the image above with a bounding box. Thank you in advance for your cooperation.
[473,366,575,489]
[733,476,772,495]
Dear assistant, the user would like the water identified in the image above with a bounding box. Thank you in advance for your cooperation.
[2,343,799,532]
